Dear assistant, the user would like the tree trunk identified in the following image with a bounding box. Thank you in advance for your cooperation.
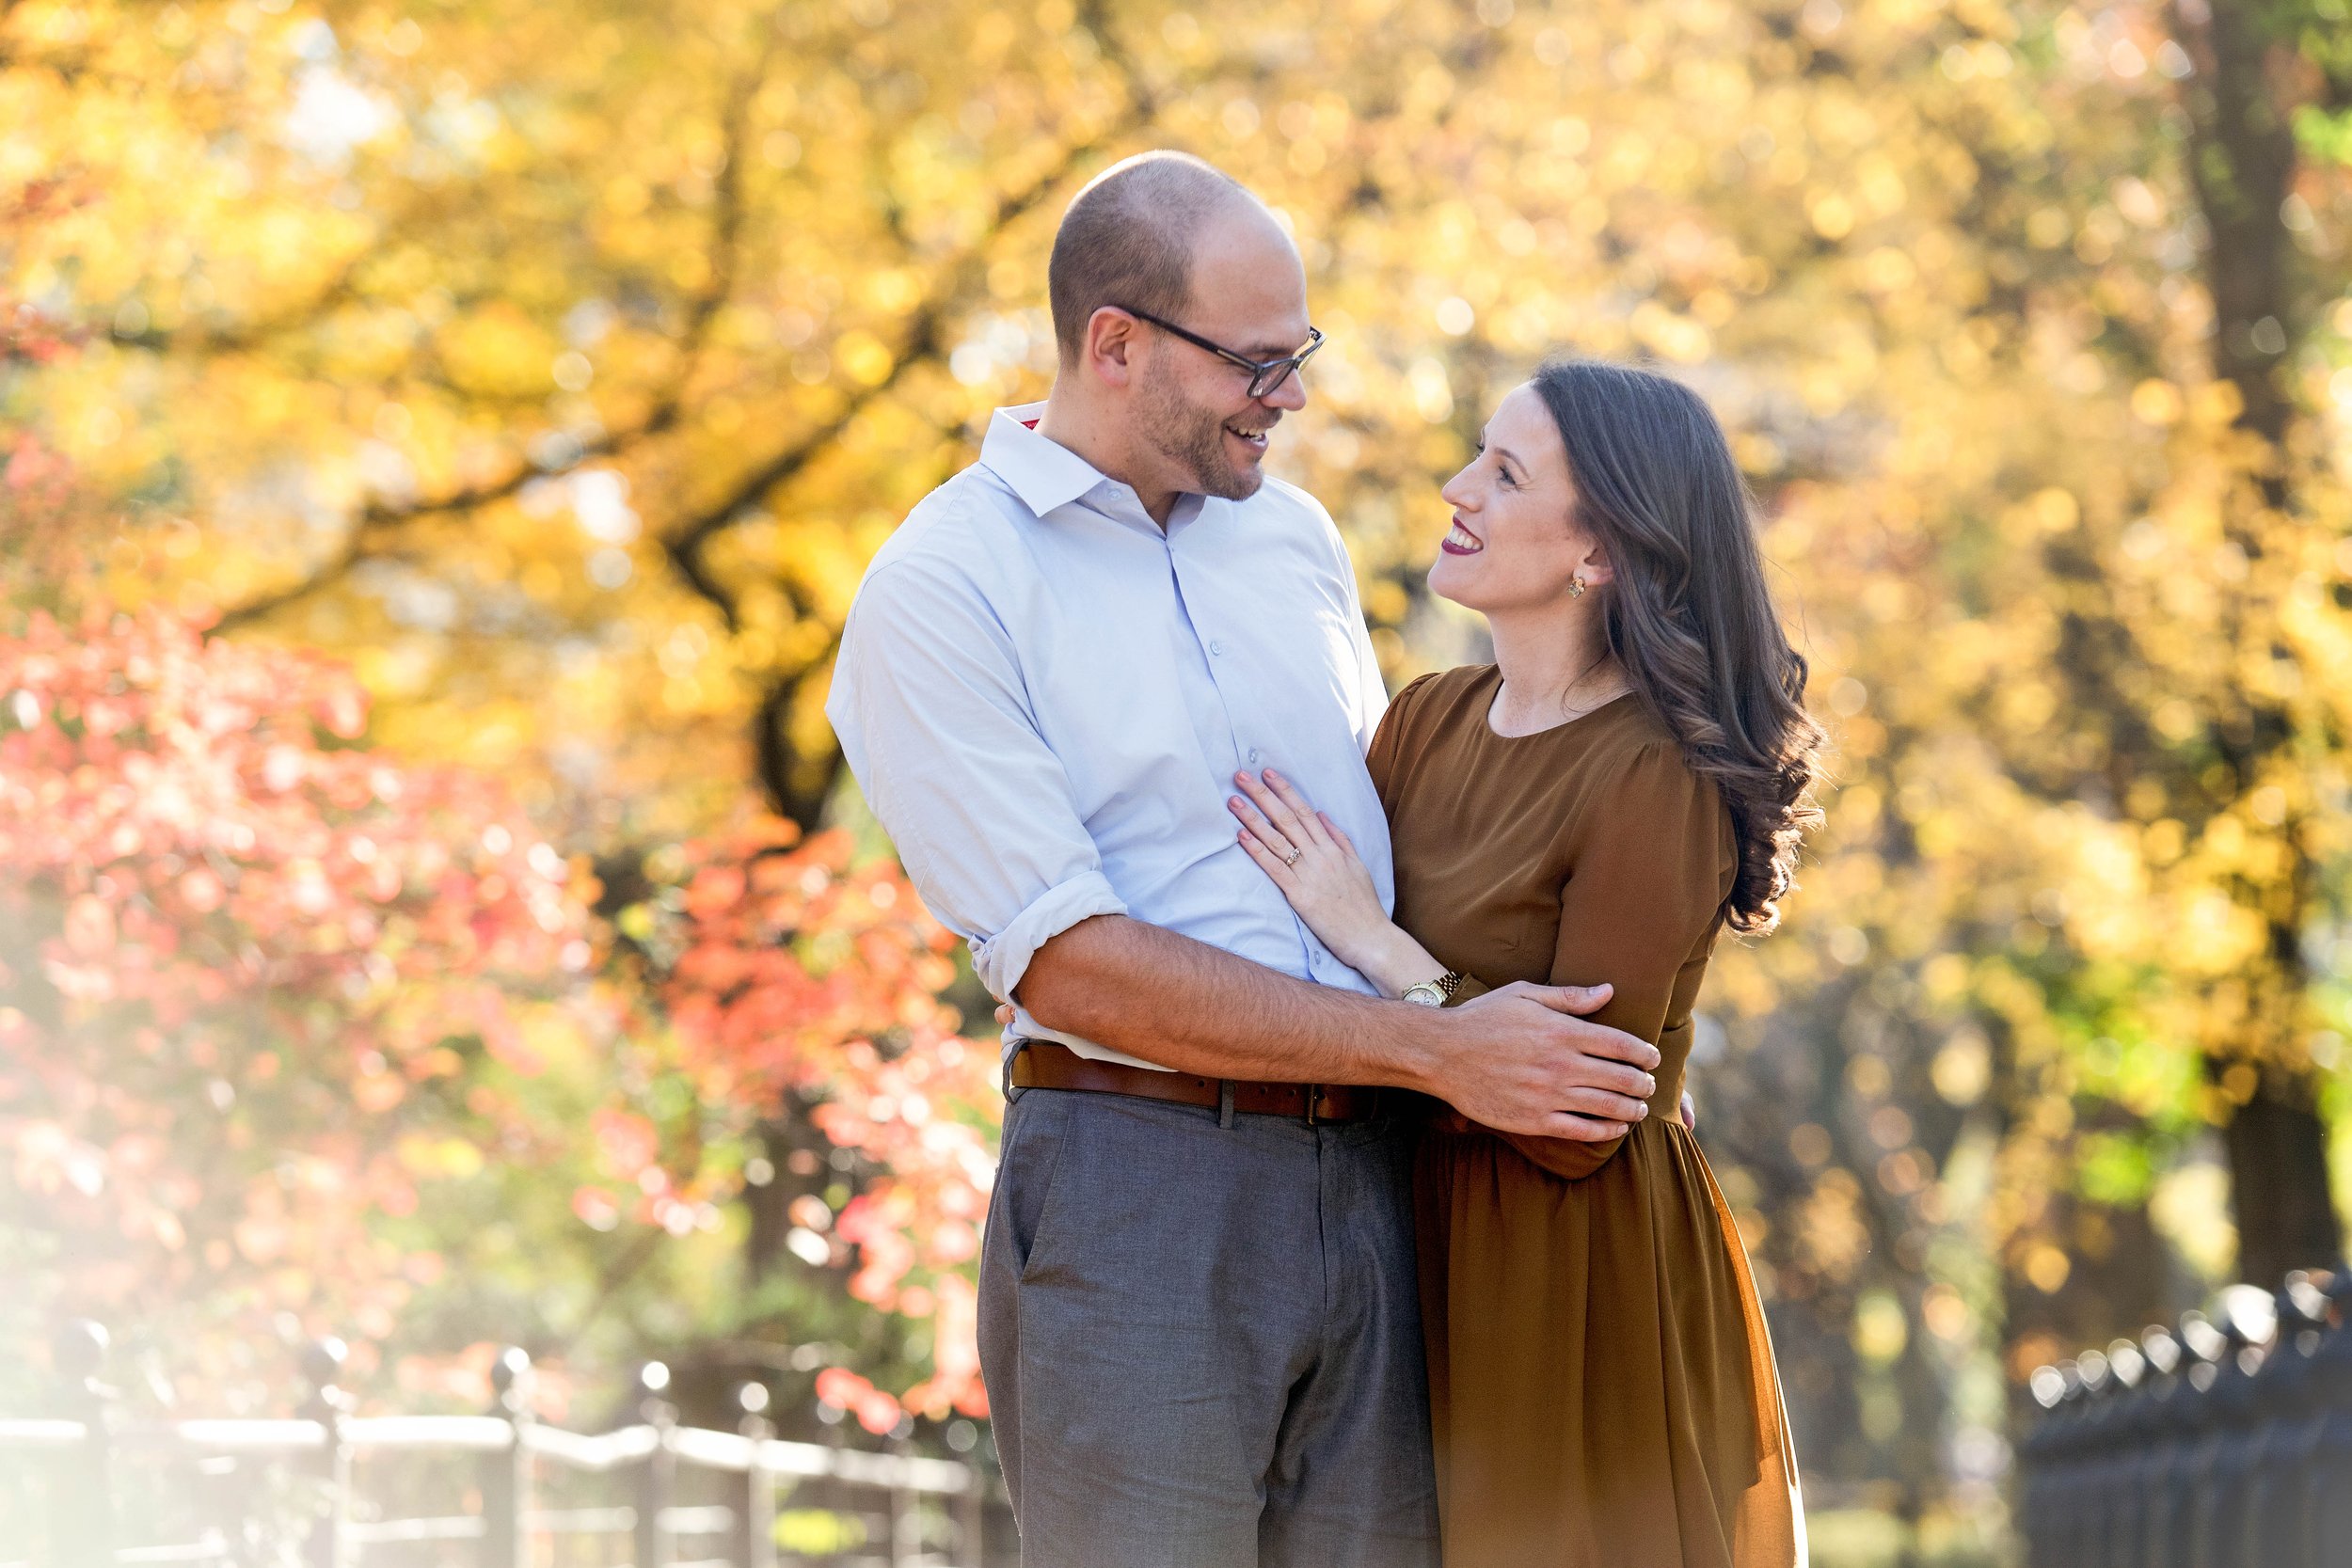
[2177,0,2298,453]
[2171,0,2345,1281]
[756,673,847,835]
[2221,1064,2344,1282]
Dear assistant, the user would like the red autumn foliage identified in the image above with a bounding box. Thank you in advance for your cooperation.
[0,404,998,1418]
[646,820,1000,1419]
[0,604,593,1377]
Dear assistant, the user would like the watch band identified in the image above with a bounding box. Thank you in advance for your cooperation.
[1403,970,1467,1006]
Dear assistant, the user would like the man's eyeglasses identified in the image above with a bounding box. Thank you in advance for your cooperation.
[1119,307,1325,401]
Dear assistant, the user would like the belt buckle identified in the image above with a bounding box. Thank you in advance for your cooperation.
[1305,1085,1327,1125]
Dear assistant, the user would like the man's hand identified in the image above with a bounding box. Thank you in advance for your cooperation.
[1433,981,1661,1140]
[1011,914,1666,1120]
[1003,972,1660,1140]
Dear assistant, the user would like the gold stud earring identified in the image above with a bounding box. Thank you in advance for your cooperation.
[1566,577,1587,599]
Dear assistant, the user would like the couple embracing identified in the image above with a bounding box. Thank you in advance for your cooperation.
[828,151,1822,1568]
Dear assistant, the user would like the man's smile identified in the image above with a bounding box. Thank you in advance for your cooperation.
[1223,417,1275,454]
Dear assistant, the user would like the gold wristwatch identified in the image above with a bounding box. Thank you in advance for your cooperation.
[1401,971,1466,1007]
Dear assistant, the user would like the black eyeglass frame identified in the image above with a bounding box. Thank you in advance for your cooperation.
[1117,307,1326,400]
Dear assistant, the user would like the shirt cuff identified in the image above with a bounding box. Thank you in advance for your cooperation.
[971,868,1129,1002]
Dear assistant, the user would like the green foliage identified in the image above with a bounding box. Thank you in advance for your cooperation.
[2294,104,2352,166]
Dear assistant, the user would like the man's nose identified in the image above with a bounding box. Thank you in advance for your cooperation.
[1263,369,1309,412]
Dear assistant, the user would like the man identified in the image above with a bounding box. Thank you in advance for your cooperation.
[826,151,1661,1567]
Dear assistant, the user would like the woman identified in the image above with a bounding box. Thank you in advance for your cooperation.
[1225,360,1823,1566]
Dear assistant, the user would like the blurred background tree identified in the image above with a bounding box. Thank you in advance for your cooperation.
[8,0,2352,1555]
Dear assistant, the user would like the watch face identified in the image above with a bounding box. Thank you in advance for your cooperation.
[1403,983,1444,1006]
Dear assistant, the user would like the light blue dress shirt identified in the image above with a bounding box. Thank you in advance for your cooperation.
[826,403,1394,1069]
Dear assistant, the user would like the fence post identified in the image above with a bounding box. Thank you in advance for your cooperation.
[955,1436,986,1568]
[2109,1330,2175,1568]
[2308,1269,2352,1568]
[2037,1359,2087,1568]
[2186,1302,2272,1568]
[46,1319,114,1568]
[300,1337,355,1568]
[889,1424,918,1568]
[2242,1275,2329,1566]
[634,1361,675,1568]
[2145,1312,2222,1568]
[733,1381,775,1568]
[482,1346,534,1568]
[2083,1340,2145,1566]
[2068,1358,2114,1568]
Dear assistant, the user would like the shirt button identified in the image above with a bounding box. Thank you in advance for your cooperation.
[1209,640,1226,657]
[1247,748,1262,764]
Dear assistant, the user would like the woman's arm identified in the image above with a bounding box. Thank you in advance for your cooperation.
[1230,762,1693,1131]
[1497,739,1731,1177]
[1228,769,1454,998]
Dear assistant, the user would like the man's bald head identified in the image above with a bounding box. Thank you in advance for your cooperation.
[1048,151,1264,361]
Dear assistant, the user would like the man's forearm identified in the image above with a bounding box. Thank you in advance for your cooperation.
[1015,914,1444,1088]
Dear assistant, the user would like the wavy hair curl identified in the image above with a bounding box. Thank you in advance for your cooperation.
[1528,358,1825,932]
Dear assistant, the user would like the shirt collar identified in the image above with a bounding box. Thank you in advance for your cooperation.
[978,403,1112,519]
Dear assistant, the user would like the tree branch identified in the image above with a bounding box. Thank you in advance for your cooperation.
[207,413,664,631]
[111,252,373,356]
[218,14,1154,669]
[657,307,943,633]
[753,658,847,832]
[212,62,770,633]
[656,94,1151,629]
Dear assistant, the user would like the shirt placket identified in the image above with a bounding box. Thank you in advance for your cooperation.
[1168,520,1337,982]
[1162,516,1260,772]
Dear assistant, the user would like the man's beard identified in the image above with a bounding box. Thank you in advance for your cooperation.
[1139,372,1263,502]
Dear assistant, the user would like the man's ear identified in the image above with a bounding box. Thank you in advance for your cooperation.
[1085,306,1139,389]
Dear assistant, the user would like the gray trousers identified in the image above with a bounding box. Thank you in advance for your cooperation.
[977,1082,1440,1568]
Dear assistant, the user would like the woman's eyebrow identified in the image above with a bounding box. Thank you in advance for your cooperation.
[1491,446,1525,470]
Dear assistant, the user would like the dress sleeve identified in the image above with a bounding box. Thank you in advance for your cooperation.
[825,556,1129,1005]
[1365,672,1438,799]
[1496,736,1734,1180]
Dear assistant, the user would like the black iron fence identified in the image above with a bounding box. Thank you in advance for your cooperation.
[2014,1269,2352,1568]
[1,1323,1004,1568]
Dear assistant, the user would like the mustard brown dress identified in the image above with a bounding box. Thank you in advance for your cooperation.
[1367,665,1804,1568]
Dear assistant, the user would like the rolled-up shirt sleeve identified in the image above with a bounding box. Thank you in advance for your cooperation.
[826,554,1128,1003]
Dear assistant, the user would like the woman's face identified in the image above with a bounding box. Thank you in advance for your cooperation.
[1428,382,1608,613]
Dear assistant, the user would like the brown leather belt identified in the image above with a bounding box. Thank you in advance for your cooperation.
[1009,1040,1383,1123]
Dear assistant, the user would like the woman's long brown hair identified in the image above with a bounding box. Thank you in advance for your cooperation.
[1528,359,1825,933]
